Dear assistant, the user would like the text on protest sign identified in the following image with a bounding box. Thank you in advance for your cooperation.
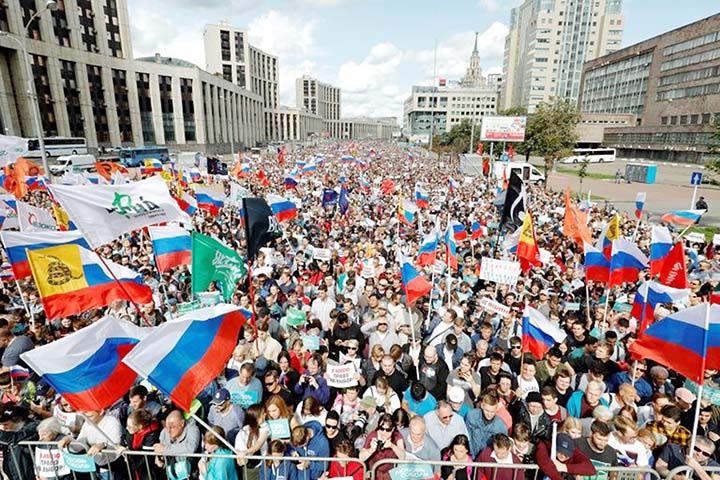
[478,297,511,317]
[35,447,71,478]
[326,363,359,388]
[479,258,521,286]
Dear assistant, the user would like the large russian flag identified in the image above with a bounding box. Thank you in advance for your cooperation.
[451,220,468,241]
[148,225,191,272]
[630,303,720,384]
[632,280,690,333]
[267,194,298,222]
[21,317,149,411]
[417,230,439,267]
[415,185,430,208]
[609,238,648,287]
[583,242,610,283]
[650,225,673,275]
[521,305,567,360]
[27,244,153,320]
[123,304,249,411]
[401,258,432,305]
[195,185,225,215]
[661,209,705,226]
[0,230,90,279]
[174,191,198,215]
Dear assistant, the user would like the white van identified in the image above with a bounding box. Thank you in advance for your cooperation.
[493,161,545,185]
[49,154,95,175]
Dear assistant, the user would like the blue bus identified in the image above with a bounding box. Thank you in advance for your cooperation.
[119,146,170,167]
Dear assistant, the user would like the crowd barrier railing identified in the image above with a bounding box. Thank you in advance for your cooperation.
[17,440,360,480]
[665,465,720,479]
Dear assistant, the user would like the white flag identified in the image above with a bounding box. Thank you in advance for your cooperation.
[49,176,191,249]
[17,201,57,232]
[0,135,28,168]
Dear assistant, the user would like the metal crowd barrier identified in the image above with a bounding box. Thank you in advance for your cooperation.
[17,440,359,480]
[665,465,720,479]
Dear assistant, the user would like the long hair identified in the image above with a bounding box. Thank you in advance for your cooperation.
[266,395,294,420]
[244,404,265,447]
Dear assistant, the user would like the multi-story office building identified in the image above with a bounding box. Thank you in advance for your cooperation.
[204,22,279,140]
[501,0,624,112]
[295,75,340,121]
[327,117,395,140]
[269,106,323,142]
[0,0,264,153]
[578,13,720,163]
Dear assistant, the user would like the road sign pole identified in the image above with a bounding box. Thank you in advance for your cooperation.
[691,184,698,209]
[690,171,703,208]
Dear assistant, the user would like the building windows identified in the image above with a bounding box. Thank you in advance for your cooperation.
[20,0,41,40]
[220,30,231,62]
[702,113,712,124]
[222,65,232,83]
[236,65,246,89]
[77,0,98,53]
[51,1,71,47]
[661,116,668,125]
[670,116,678,125]
[656,82,720,101]
[60,60,83,137]
[235,32,245,62]
[180,78,195,142]
[660,48,720,72]
[659,65,719,87]
[664,30,720,56]
[104,0,123,57]
[112,69,132,143]
[159,75,174,143]
[30,55,57,136]
[136,72,155,144]
[87,65,109,143]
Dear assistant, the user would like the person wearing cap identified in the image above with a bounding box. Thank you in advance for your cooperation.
[656,435,720,480]
[675,387,698,430]
[513,391,552,443]
[0,406,39,480]
[208,388,245,444]
[446,353,482,407]
[536,432,596,480]
[447,385,471,419]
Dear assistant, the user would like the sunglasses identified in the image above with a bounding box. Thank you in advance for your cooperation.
[695,446,712,457]
[347,346,358,351]
[378,323,388,326]
[511,345,521,350]
[325,424,338,430]
[265,382,275,387]
[379,426,394,432]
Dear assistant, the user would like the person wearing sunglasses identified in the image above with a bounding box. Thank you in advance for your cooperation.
[656,435,720,480]
[359,413,405,480]
[323,410,347,455]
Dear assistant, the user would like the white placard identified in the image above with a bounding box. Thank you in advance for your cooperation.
[685,232,706,244]
[479,258,521,286]
[326,363,358,388]
[314,248,331,262]
[479,297,511,317]
[35,447,71,478]
[713,234,720,246]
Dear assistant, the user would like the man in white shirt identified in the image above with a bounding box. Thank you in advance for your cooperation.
[59,409,122,478]
[311,285,336,331]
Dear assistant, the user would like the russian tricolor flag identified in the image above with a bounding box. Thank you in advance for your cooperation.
[444,223,458,271]
[284,176,298,190]
[267,194,298,222]
[632,280,690,333]
[635,192,646,220]
[0,230,90,279]
[21,317,150,411]
[661,209,705,226]
[302,161,317,175]
[583,242,610,283]
[122,305,249,412]
[400,257,432,305]
[417,230,439,267]
[239,162,251,177]
[189,168,202,183]
[141,159,163,175]
[398,198,417,226]
[341,155,354,164]
[415,184,430,208]
[650,226,673,276]
[609,238,649,287]
[522,305,567,360]
[471,221,485,240]
[448,177,459,192]
[174,191,198,215]
[450,220,468,241]
[148,225,191,272]
[195,185,225,215]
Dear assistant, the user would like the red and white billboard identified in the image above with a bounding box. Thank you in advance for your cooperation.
[480,116,527,142]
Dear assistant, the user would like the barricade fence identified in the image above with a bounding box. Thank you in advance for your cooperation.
[14,441,720,480]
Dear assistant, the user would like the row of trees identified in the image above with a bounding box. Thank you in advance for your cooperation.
[431,98,581,174]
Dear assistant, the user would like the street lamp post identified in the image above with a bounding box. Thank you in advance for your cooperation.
[0,0,58,178]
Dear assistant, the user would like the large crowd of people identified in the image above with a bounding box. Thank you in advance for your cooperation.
[0,141,717,480]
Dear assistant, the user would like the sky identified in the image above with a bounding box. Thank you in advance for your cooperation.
[126,0,720,121]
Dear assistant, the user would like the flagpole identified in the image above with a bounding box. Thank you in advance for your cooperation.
[94,250,152,327]
[687,302,711,478]
[143,230,174,321]
[601,285,611,335]
[14,278,34,329]
[407,305,420,380]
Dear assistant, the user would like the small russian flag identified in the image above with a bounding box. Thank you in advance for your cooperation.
[267,194,298,222]
[471,221,484,240]
[174,191,198,215]
[448,177,459,192]
[635,192,646,220]
[284,176,298,190]
[341,155,354,164]
[194,186,225,216]
[451,221,468,241]
[415,184,430,208]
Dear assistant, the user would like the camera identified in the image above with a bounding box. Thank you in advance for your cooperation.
[347,410,369,441]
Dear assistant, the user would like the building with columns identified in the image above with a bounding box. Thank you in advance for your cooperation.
[0,0,264,153]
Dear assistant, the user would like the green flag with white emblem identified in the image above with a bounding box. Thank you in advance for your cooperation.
[191,231,247,301]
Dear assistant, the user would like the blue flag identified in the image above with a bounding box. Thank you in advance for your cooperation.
[322,188,338,208]
[338,185,349,214]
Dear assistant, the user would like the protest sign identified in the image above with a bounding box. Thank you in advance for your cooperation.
[197,291,221,307]
[267,418,291,439]
[176,301,201,316]
[613,302,633,313]
[61,450,96,473]
[714,234,720,246]
[326,363,358,388]
[389,464,434,480]
[479,258,521,286]
[302,334,320,351]
[685,232,706,244]
[35,447,71,478]
[230,390,259,407]
[314,248,331,262]
[478,297,510,317]
[563,302,581,311]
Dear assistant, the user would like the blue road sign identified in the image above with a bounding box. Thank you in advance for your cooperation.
[691,171,703,186]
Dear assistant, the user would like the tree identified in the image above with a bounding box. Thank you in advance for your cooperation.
[707,117,720,176]
[431,120,473,155]
[577,156,589,193]
[521,99,580,183]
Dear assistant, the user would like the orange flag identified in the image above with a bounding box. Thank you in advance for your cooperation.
[94,161,128,181]
[563,189,592,247]
[517,209,541,272]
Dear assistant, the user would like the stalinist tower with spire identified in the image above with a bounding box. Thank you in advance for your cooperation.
[460,32,485,88]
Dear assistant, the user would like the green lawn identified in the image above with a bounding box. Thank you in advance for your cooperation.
[530,161,616,181]
[685,225,718,242]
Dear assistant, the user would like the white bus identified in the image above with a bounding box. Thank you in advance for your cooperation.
[561,148,616,164]
[25,137,88,158]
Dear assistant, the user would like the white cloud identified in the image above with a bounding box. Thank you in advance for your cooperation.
[295,0,363,6]
[248,10,318,59]
[128,7,205,66]
[337,42,402,93]
[478,0,501,12]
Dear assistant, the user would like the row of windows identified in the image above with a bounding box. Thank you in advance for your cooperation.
[660,47,720,72]
[664,30,720,57]
[656,81,720,101]
[606,131,713,146]
[658,65,719,87]
[660,113,713,126]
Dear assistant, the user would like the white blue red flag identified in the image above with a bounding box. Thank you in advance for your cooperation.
[522,305,567,360]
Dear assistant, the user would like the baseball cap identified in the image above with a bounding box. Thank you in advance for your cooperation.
[526,391,542,405]
[448,386,465,404]
[556,433,575,457]
[360,396,377,409]
[211,388,231,405]
[675,388,696,404]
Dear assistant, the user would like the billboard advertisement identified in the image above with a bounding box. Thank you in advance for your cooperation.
[480,116,527,142]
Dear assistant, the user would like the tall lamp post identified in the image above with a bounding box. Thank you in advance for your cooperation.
[0,0,58,177]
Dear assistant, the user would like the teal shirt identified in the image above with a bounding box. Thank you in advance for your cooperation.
[206,448,239,480]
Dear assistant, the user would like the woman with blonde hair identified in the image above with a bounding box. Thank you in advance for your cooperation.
[559,416,583,439]
[362,344,385,381]
[362,376,401,414]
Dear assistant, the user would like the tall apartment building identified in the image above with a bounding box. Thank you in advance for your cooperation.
[578,13,720,163]
[295,75,341,137]
[0,0,263,152]
[204,23,279,139]
[501,0,624,112]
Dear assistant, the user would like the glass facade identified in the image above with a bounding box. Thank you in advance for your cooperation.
[159,75,174,143]
[51,0,71,47]
[87,65,109,143]
[580,52,652,115]
[31,54,57,136]
[136,72,155,144]
[77,0,98,53]
[104,0,123,58]
[112,69,132,143]
[60,60,84,138]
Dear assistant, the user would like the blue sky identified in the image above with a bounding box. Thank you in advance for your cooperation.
[127,0,720,120]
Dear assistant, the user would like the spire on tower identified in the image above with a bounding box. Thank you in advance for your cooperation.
[473,31,478,54]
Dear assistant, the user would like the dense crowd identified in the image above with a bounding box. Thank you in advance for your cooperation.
[0,141,717,480]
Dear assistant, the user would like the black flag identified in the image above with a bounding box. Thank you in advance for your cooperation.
[500,171,525,228]
[242,197,282,261]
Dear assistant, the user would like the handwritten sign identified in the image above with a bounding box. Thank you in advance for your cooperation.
[61,450,96,473]
[267,418,291,439]
[479,297,510,317]
[314,248,331,262]
[35,447,70,478]
[302,334,321,351]
[230,390,259,408]
[389,464,434,480]
[326,363,358,388]
[479,258,521,286]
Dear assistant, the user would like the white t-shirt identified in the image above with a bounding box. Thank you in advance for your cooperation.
[76,415,122,466]
[235,423,269,456]
[608,433,650,467]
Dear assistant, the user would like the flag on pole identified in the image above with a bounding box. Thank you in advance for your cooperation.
[597,214,621,259]
[650,226,673,276]
[0,230,89,279]
[500,172,525,228]
[661,209,705,226]
[338,185,350,215]
[450,221,468,241]
[95,162,128,182]
[632,280,690,333]
[400,257,432,305]
[27,244,153,319]
[609,239,649,287]
[414,184,430,208]
[191,232,246,301]
[242,198,282,261]
[398,197,417,226]
[17,201,58,232]
[583,242,610,283]
[658,242,689,289]
[417,229,439,267]
[635,192,646,219]
[194,185,225,215]
[21,316,150,411]
[49,176,191,249]
[444,223,458,271]
[267,194,298,222]
[174,191,198,215]
[122,304,249,412]
[148,226,191,272]
[517,209,541,272]
[522,305,567,360]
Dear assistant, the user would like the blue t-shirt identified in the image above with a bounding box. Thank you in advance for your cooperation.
[403,388,438,417]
